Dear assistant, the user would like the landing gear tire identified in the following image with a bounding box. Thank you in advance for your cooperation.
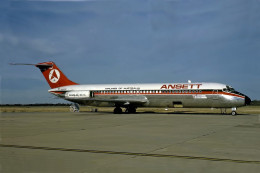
[114,107,122,114]
[231,111,237,116]
[70,103,80,112]
[126,107,136,114]
[231,107,237,116]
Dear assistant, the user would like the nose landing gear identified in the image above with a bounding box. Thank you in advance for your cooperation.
[220,107,237,115]
[231,107,237,116]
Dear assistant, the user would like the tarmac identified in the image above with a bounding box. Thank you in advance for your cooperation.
[0,112,260,173]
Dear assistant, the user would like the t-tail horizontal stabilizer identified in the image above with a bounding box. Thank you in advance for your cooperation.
[10,61,78,88]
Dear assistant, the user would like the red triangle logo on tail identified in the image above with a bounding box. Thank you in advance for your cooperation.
[49,69,60,83]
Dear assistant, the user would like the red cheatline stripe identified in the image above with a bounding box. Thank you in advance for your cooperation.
[93,91,245,99]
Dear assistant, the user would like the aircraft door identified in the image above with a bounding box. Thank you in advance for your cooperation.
[90,91,94,98]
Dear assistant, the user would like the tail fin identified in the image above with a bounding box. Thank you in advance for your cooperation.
[35,61,78,88]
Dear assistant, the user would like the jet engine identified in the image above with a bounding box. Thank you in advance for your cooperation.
[65,91,92,99]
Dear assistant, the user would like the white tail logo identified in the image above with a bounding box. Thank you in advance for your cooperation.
[49,69,60,83]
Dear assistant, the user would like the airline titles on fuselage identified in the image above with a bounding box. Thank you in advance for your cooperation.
[103,84,203,90]
[160,84,202,90]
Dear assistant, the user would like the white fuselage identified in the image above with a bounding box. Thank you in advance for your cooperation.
[49,82,248,108]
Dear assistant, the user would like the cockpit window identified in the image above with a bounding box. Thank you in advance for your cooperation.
[226,86,235,92]
[224,85,244,96]
[224,86,233,92]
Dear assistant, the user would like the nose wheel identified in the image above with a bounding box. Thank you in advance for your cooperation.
[231,111,237,116]
[231,107,237,116]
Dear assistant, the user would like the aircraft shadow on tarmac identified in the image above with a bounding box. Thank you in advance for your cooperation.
[79,110,251,116]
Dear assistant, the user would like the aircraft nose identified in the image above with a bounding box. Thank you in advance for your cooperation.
[245,96,251,106]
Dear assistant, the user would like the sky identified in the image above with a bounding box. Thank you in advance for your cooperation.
[0,0,260,104]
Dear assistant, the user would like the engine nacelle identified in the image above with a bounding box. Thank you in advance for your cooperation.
[65,91,91,99]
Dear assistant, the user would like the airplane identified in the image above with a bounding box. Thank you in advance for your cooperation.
[11,61,251,115]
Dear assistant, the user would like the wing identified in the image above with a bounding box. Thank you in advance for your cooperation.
[67,95,148,106]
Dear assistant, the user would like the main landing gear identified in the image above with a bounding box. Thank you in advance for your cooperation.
[125,106,136,114]
[114,107,122,114]
[113,106,137,114]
